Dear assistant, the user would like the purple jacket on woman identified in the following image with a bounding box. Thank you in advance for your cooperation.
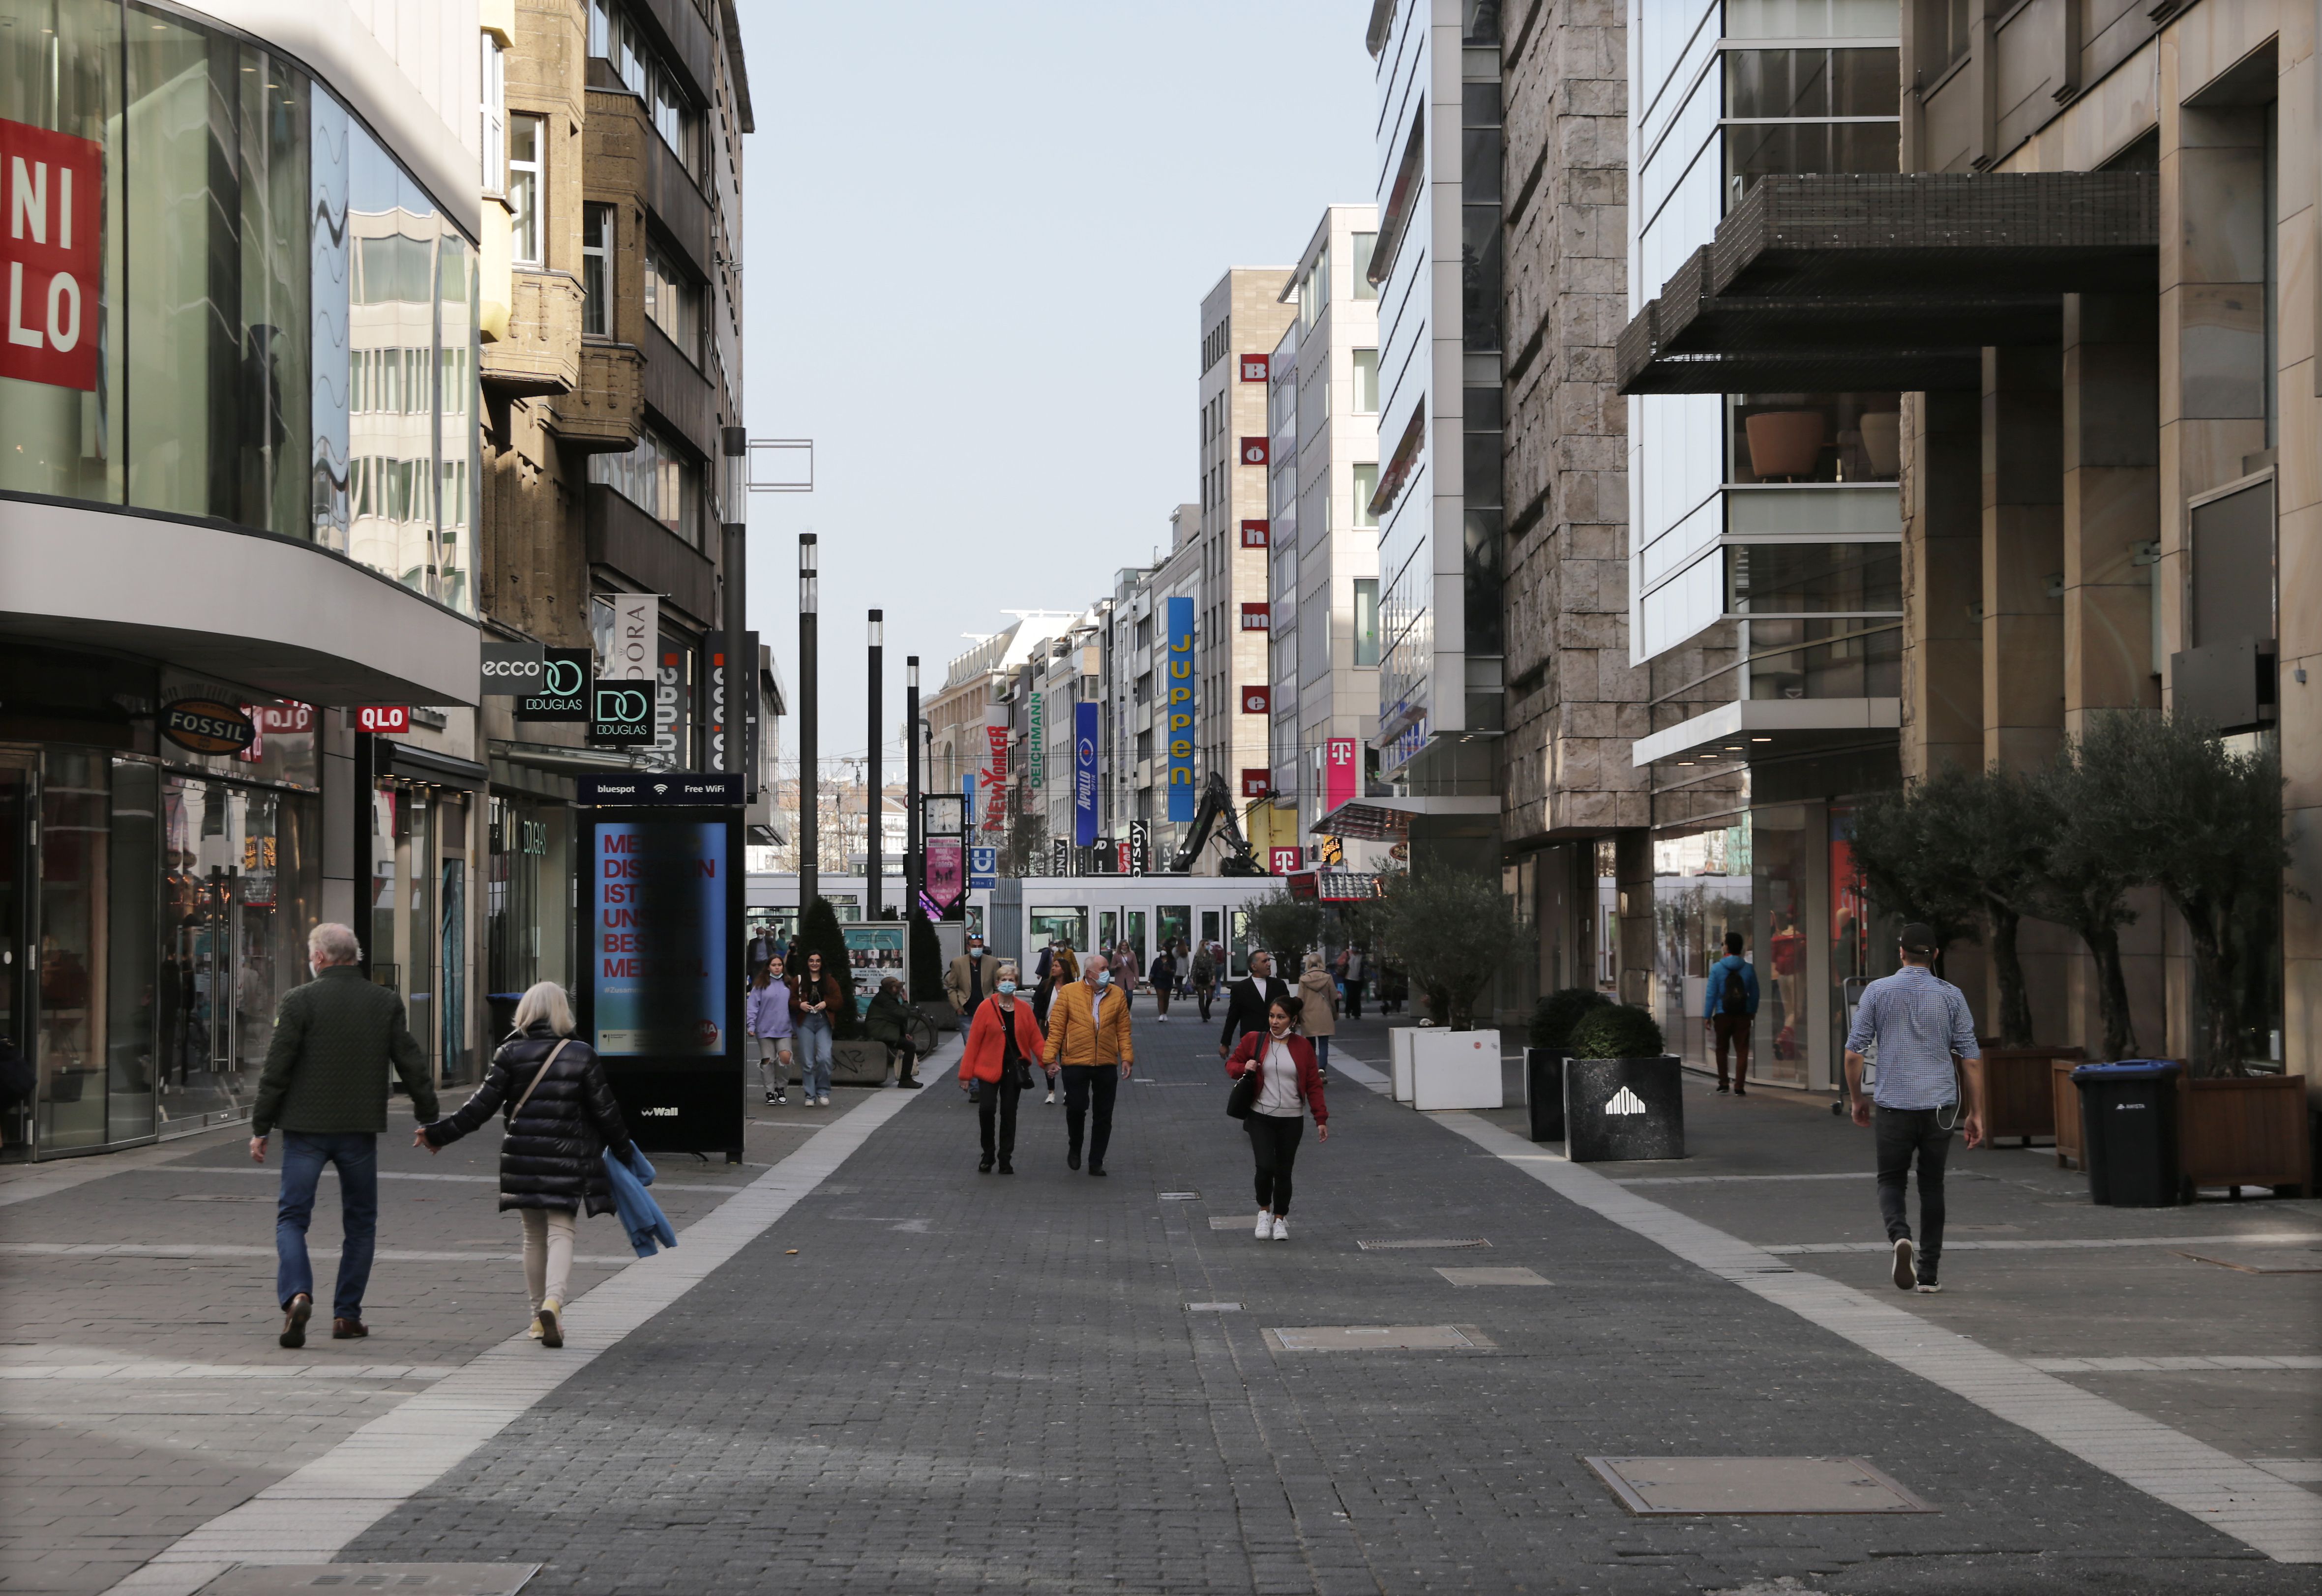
[745,977,792,1039]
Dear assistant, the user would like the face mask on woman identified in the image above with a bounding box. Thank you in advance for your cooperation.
[997,980,1017,996]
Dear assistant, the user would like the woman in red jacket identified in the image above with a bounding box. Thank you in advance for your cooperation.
[1225,995,1329,1242]
[957,960,1045,1174]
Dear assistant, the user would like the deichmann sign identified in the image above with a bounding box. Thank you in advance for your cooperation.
[1,117,102,392]
[1027,691,1044,790]
[479,641,546,696]
[1165,595,1195,823]
[518,647,592,722]
[159,699,255,756]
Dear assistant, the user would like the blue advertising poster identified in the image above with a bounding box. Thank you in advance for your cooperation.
[592,820,728,1056]
[963,772,977,831]
[1073,700,1099,846]
[1165,595,1196,822]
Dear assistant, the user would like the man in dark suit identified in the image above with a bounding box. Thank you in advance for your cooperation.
[1217,950,1290,1060]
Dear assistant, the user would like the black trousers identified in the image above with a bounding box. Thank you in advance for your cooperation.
[1875,1106,1954,1276]
[1197,985,1214,1021]
[977,1077,1023,1160]
[1343,977,1364,1019]
[1060,1064,1118,1164]
[1246,1113,1305,1213]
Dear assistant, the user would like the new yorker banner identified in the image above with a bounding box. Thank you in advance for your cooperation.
[1165,596,1195,822]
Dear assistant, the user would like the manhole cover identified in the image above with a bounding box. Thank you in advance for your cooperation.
[1584,1456,1934,1516]
[1264,1325,1492,1352]
[1159,1192,1200,1201]
[1187,1302,1242,1312]
[1436,1266,1548,1286]
[1357,1237,1490,1250]
[195,1566,538,1594]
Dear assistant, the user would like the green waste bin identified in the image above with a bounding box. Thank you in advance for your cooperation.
[2070,1061,2183,1207]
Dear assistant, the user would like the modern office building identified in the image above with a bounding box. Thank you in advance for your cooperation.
[1125,506,1204,867]
[1615,0,2317,1077]
[1195,268,1297,863]
[2,0,487,1154]
[1268,205,1385,853]
[1364,0,1506,875]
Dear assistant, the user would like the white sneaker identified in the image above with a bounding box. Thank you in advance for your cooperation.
[1270,1216,1289,1242]
[1256,1212,1273,1239]
[1891,1237,1916,1291]
[819,1094,832,1107]
[1044,1092,1055,1105]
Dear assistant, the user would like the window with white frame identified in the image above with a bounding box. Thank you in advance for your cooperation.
[508,114,543,265]
[581,204,613,336]
[480,35,506,193]
[1352,349,1378,414]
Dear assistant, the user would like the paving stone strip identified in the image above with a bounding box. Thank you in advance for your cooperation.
[102,1083,923,1596]
[1360,1064,2322,1565]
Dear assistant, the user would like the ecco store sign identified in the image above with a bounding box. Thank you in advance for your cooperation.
[479,641,546,696]
[2,117,101,391]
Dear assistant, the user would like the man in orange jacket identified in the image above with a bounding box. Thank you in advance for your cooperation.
[1042,953,1133,1175]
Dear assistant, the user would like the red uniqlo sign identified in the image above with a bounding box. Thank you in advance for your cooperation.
[1,117,103,391]
[1239,520,1270,548]
[1239,603,1271,631]
[1240,768,1272,798]
[1238,436,1268,466]
[355,706,410,734]
[1240,685,1269,715]
[1239,353,1269,383]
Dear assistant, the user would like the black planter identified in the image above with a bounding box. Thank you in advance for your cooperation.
[1523,1048,1567,1142]
[1564,1055,1686,1162]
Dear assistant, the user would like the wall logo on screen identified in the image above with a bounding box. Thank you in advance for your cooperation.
[160,699,255,755]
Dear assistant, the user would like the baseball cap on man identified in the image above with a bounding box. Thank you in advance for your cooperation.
[1897,922,1939,956]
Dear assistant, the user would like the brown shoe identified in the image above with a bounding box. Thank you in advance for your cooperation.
[279,1294,312,1349]
[331,1317,368,1340]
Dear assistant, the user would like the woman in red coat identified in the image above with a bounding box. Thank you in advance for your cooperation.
[957,960,1045,1174]
[1225,995,1329,1242]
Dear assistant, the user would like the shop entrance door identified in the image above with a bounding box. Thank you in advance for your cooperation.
[0,753,29,1152]
[161,863,249,1126]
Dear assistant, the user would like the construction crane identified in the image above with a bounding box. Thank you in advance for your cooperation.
[1165,770,1267,877]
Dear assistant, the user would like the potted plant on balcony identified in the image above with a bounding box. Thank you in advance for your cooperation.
[1522,987,1609,1142]
[1562,1004,1683,1163]
[2068,711,2309,1195]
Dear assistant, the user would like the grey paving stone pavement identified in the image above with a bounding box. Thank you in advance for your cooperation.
[308,1016,2320,1595]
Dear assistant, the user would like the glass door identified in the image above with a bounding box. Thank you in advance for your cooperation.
[0,752,29,1153]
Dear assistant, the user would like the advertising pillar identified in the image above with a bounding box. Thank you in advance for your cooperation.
[579,771,745,1161]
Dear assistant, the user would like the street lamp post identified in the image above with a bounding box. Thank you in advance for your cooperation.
[904,655,921,919]
[866,610,883,920]
[798,535,819,912]
[720,428,748,776]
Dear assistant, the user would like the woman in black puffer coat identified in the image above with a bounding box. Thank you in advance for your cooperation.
[416,981,633,1348]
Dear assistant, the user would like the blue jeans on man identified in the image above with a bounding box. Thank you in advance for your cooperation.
[275,1131,379,1320]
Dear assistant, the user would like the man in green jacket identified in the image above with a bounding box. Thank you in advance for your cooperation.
[250,922,437,1348]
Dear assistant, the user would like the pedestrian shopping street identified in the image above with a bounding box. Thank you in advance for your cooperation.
[4,1015,2317,1596]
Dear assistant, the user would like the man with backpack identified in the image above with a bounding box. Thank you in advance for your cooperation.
[1702,932,1759,1095]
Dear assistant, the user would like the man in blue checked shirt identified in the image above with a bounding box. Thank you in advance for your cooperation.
[1845,922,1984,1296]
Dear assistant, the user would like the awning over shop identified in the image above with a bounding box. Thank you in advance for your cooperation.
[1616,173,2157,396]
[1312,801,1409,841]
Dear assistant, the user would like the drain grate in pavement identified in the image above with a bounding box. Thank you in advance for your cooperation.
[1209,1215,1270,1230]
[168,1193,272,1203]
[1158,1191,1200,1200]
[1436,1266,1548,1286]
[1585,1456,1934,1516]
[1357,1237,1489,1250]
[1264,1324,1493,1352]
[194,1566,539,1594]
[1186,1302,1242,1312]
[2174,1247,2322,1274]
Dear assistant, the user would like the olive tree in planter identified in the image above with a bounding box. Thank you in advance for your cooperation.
[1247,887,1324,973]
[2067,711,2292,1077]
[1562,1004,1684,1162]
[1521,987,1609,1142]
[1376,870,1516,1031]
[2011,754,2141,1062]
[1849,776,2012,1036]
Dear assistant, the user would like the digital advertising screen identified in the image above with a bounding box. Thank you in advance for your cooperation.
[592,819,730,1057]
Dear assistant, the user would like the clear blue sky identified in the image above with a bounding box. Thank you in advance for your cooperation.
[737,0,1377,768]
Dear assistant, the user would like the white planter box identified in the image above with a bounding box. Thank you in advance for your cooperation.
[1390,1027,1417,1102]
[1410,1028,1502,1111]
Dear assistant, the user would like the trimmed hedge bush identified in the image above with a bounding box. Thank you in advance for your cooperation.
[1566,1003,1666,1061]
[1527,987,1610,1050]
